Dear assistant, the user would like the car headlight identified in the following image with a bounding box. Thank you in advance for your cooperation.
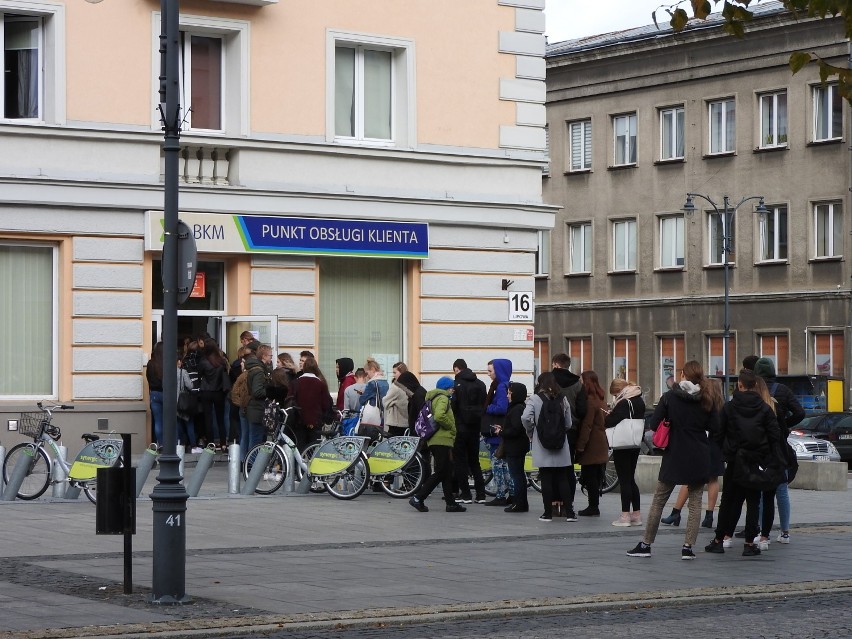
[788,439,807,453]
[825,441,839,455]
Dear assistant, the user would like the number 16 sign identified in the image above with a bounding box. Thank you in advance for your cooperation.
[508,291,533,321]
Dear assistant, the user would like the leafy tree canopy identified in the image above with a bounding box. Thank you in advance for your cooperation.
[654,1,850,101]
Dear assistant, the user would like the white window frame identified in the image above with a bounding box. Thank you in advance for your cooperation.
[568,119,592,171]
[708,210,734,266]
[659,215,685,268]
[180,32,224,133]
[758,205,788,262]
[612,219,636,272]
[612,113,637,166]
[708,98,736,154]
[150,13,249,137]
[568,222,591,274]
[659,105,684,160]
[327,30,415,148]
[813,83,842,142]
[535,230,550,277]
[658,335,684,395]
[812,331,843,376]
[0,1,65,125]
[814,201,842,259]
[759,90,787,148]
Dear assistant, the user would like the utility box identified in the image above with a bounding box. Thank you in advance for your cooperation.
[96,467,136,535]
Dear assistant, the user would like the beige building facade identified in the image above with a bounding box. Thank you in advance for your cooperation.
[0,0,554,447]
[538,5,850,404]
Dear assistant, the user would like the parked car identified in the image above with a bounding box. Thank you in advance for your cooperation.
[790,413,852,462]
[787,433,841,463]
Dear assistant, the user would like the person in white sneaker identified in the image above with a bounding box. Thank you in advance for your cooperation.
[606,378,645,527]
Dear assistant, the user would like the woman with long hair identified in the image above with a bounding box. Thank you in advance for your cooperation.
[627,360,723,559]
[606,377,646,527]
[293,356,333,450]
[197,338,230,449]
[522,372,574,521]
[145,342,164,446]
[575,371,609,516]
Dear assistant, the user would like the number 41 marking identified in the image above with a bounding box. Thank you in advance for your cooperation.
[166,515,182,527]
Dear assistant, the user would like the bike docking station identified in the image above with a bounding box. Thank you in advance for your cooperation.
[95,433,136,595]
[3,443,36,501]
[135,444,159,498]
[186,443,217,497]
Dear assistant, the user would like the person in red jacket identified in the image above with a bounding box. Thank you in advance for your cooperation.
[335,357,355,411]
[292,357,332,450]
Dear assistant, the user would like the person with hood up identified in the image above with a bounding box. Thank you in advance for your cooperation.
[499,382,530,513]
[627,360,722,559]
[409,377,464,513]
[481,358,514,507]
[335,357,355,411]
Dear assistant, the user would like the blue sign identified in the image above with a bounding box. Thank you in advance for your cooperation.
[236,215,429,259]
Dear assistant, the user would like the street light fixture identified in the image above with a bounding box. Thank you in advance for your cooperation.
[682,193,769,398]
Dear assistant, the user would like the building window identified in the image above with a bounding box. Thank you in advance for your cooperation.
[612,336,637,381]
[708,211,734,266]
[569,223,591,274]
[814,83,842,142]
[181,33,222,131]
[659,335,685,394]
[612,219,636,272]
[535,230,550,277]
[335,44,392,141]
[759,333,789,375]
[2,13,41,120]
[1,243,56,397]
[660,106,684,160]
[708,334,737,377]
[567,337,592,374]
[758,205,788,262]
[612,113,637,165]
[534,339,550,380]
[709,98,735,154]
[659,215,684,268]
[814,332,844,376]
[759,91,787,148]
[568,119,592,171]
[814,202,842,258]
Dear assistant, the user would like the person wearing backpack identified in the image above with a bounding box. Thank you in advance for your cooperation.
[451,359,487,504]
[409,377,464,513]
[522,372,574,522]
[500,382,531,513]
[242,343,273,461]
[550,353,585,517]
[575,370,609,517]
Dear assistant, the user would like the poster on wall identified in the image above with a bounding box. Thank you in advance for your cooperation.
[612,357,626,380]
[661,356,675,390]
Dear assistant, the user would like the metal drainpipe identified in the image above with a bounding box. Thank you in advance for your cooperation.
[848,39,852,410]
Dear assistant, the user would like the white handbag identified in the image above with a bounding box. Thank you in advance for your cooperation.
[358,382,384,428]
[605,399,644,449]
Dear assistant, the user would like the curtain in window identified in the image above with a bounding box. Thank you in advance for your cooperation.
[363,49,391,139]
[189,36,222,130]
[660,217,684,267]
[335,46,355,137]
[814,86,840,140]
[724,100,736,152]
[570,224,590,273]
[4,18,39,119]
[613,220,635,270]
[0,245,53,395]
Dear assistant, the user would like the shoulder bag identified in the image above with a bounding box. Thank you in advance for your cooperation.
[359,381,384,428]
[606,399,644,449]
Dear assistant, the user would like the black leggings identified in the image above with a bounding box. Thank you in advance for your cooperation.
[416,444,454,505]
[538,466,572,516]
[612,448,641,512]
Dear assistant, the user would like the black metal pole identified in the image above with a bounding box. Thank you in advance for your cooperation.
[722,196,731,401]
[150,0,190,605]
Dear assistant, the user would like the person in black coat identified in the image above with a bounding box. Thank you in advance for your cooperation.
[705,369,781,557]
[397,371,431,483]
[499,382,530,513]
[627,361,722,560]
[606,378,646,527]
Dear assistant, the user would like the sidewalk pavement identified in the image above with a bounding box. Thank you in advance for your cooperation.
[1,462,850,639]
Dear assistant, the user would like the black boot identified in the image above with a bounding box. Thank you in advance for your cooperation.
[660,508,681,526]
[701,510,714,528]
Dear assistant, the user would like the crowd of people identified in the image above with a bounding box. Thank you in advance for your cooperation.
[146,341,802,558]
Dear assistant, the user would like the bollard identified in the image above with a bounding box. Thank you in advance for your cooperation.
[240,444,273,495]
[294,448,312,495]
[177,443,185,477]
[51,445,68,498]
[282,444,295,494]
[186,445,216,497]
[2,446,35,501]
[0,444,6,496]
[227,442,241,494]
[135,444,159,498]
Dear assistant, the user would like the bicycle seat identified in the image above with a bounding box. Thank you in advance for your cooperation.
[82,433,100,443]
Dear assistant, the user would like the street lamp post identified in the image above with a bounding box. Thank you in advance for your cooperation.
[683,193,769,399]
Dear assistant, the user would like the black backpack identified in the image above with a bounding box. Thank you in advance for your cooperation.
[536,393,566,450]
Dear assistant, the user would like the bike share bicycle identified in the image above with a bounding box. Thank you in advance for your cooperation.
[2,403,123,503]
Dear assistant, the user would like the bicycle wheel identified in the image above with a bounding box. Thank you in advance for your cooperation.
[2,443,51,500]
[601,455,620,494]
[299,442,327,494]
[527,470,542,493]
[325,452,370,500]
[243,444,288,495]
[81,480,97,505]
[481,469,496,496]
[379,453,425,499]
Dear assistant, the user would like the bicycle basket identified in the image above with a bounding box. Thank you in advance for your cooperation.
[18,412,46,438]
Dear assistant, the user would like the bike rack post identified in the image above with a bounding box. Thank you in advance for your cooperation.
[227,442,241,494]
[0,444,5,496]
[135,444,159,498]
[282,444,295,494]
[2,446,35,501]
[186,445,216,497]
[51,444,68,499]
[176,443,185,477]
[294,449,312,495]
[240,444,272,495]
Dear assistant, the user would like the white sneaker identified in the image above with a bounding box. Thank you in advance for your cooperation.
[190,447,203,454]
[612,514,632,527]
[777,532,791,544]
[722,538,732,548]
[757,538,770,551]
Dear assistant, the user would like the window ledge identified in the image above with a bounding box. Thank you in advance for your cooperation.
[534,274,550,280]
[564,168,592,175]
[565,271,592,278]
[809,256,843,263]
[753,145,788,154]
[654,266,685,273]
[607,163,637,171]
[653,157,685,166]
[702,151,736,159]
[755,259,788,266]
[807,138,843,147]
[703,263,735,270]
[607,269,637,275]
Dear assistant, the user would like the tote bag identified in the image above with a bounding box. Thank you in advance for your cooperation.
[605,399,644,449]
[359,382,384,428]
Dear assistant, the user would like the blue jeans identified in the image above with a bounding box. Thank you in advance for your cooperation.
[505,455,528,509]
[239,412,266,461]
[488,441,514,499]
[758,470,791,535]
[149,390,164,446]
[177,418,196,448]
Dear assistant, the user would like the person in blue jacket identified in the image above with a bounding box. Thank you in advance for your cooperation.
[481,358,514,506]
